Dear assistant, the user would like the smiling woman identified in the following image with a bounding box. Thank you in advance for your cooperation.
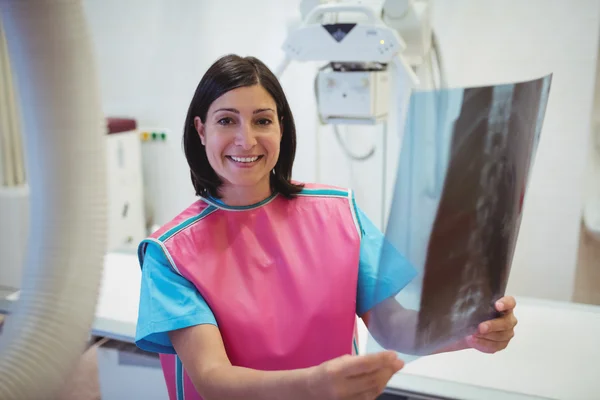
[182,55,304,206]
[134,54,518,400]
[194,85,283,205]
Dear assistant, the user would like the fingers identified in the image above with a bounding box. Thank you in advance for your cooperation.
[466,335,510,354]
[343,353,403,399]
[465,297,518,355]
[478,312,518,334]
[474,329,515,342]
[347,366,400,400]
[495,296,516,312]
[340,351,399,377]
[346,367,390,392]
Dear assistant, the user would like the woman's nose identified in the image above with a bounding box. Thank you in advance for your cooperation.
[235,124,258,150]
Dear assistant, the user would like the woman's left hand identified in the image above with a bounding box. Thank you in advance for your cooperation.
[466,296,518,354]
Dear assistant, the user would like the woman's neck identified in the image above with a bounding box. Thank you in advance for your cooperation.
[218,181,273,207]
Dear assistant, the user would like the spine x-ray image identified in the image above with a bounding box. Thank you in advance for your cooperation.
[368,74,552,358]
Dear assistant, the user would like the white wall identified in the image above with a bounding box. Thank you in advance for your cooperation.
[85,0,600,301]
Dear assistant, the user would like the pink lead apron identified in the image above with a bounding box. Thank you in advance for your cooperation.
[139,184,363,400]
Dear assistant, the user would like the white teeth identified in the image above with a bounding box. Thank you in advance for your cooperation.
[231,156,259,163]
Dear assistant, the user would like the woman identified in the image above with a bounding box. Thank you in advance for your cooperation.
[135,54,518,400]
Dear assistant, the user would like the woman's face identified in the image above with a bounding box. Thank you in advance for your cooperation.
[195,84,282,194]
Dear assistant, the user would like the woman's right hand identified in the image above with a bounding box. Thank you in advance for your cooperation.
[306,351,404,400]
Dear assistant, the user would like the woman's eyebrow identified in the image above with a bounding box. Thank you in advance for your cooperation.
[212,108,274,114]
[213,107,239,114]
[253,108,275,114]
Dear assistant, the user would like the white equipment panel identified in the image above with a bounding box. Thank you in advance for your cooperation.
[317,68,391,120]
[106,130,146,252]
[283,22,405,63]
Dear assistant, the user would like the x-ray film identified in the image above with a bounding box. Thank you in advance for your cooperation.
[366,75,552,361]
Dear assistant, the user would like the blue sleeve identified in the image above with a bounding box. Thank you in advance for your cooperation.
[135,241,217,354]
[355,205,417,316]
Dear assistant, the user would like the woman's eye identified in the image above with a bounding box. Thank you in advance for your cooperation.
[217,117,233,126]
[256,118,272,126]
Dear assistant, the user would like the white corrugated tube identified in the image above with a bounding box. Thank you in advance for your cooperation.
[0,0,107,399]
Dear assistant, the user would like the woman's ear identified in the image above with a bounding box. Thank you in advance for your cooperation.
[194,116,206,145]
[280,117,284,141]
